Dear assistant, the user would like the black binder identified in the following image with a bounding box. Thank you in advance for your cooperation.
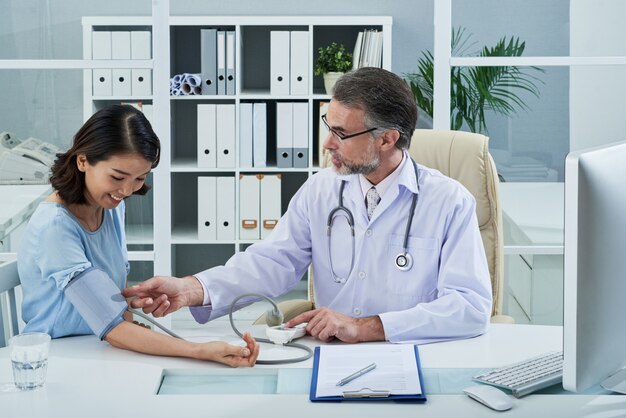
[309,345,427,402]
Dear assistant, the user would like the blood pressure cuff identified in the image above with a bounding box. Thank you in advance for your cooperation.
[64,267,127,340]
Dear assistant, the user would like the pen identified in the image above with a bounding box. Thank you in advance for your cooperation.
[336,363,377,386]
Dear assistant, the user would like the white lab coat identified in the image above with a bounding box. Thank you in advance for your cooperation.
[192,154,492,344]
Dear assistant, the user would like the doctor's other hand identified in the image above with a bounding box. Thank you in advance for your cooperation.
[204,332,260,367]
[286,307,385,343]
[122,275,204,317]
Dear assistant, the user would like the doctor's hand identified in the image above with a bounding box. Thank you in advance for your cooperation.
[286,307,386,343]
[122,275,204,317]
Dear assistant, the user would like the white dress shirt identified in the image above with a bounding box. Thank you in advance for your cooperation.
[191,150,492,344]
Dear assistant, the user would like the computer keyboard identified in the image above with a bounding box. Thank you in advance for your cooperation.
[473,351,563,398]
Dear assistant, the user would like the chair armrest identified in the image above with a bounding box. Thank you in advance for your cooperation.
[490,314,515,324]
[253,299,314,325]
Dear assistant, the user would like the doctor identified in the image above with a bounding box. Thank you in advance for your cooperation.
[124,68,492,344]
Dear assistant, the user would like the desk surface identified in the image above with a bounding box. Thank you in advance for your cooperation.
[1,323,623,418]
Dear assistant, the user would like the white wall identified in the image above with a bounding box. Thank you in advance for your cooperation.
[570,0,626,150]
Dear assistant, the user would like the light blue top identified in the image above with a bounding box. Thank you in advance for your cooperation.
[192,152,492,344]
[18,201,129,338]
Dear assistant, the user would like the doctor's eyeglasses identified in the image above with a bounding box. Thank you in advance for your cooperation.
[321,114,378,141]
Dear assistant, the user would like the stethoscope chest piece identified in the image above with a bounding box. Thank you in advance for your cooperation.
[395,252,413,271]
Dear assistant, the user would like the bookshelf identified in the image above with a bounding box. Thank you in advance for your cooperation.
[82,16,393,284]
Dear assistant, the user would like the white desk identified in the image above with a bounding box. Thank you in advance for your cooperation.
[1,324,624,418]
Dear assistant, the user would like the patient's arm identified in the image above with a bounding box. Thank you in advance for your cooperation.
[104,323,259,367]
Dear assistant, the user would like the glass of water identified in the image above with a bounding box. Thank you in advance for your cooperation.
[9,332,51,390]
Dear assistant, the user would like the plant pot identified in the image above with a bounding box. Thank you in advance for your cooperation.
[323,72,344,95]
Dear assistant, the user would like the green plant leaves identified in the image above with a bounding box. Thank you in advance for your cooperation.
[404,27,545,134]
[314,42,353,76]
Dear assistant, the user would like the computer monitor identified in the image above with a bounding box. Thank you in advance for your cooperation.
[562,140,626,392]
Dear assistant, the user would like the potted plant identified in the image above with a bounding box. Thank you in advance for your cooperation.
[405,28,544,133]
[314,42,353,94]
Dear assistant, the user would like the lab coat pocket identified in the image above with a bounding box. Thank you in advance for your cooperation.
[386,233,440,307]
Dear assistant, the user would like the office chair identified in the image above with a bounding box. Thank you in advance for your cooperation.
[255,129,513,324]
[0,259,21,347]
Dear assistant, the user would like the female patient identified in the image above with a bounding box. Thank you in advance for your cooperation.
[18,105,259,367]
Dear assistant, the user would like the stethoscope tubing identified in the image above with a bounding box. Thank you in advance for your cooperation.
[327,159,420,283]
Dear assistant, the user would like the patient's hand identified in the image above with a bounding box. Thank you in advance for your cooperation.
[203,332,260,367]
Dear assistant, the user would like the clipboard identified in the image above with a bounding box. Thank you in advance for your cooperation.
[309,345,427,403]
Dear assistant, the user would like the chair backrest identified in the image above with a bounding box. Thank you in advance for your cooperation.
[0,260,21,347]
[409,129,504,317]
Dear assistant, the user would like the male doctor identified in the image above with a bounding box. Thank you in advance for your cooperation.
[124,67,492,344]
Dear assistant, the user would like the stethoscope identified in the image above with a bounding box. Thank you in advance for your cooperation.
[327,159,420,284]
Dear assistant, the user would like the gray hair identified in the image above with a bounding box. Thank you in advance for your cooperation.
[332,67,417,149]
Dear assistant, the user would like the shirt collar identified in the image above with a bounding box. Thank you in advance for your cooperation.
[359,152,406,200]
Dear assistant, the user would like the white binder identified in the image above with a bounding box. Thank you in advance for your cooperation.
[112,69,132,96]
[260,174,282,239]
[276,102,293,168]
[197,176,217,241]
[318,101,331,168]
[93,70,112,96]
[226,31,236,95]
[216,104,236,168]
[130,31,152,97]
[111,31,131,60]
[216,176,235,240]
[197,104,217,168]
[270,31,290,96]
[200,29,217,95]
[216,31,227,95]
[292,102,309,168]
[92,31,112,96]
[290,31,309,95]
[131,69,152,96]
[130,31,151,59]
[239,103,253,168]
[142,104,154,127]
[253,102,267,167]
[239,174,261,240]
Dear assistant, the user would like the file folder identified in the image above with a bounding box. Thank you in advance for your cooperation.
[216,104,235,168]
[200,29,217,95]
[216,176,235,240]
[92,31,112,96]
[239,174,260,240]
[310,345,426,403]
[198,176,217,241]
[226,31,236,95]
[216,31,227,95]
[260,174,281,239]
[253,102,267,167]
[112,69,131,96]
[270,31,290,96]
[197,104,217,168]
[289,31,309,95]
[239,103,253,168]
[292,102,309,168]
[276,102,293,168]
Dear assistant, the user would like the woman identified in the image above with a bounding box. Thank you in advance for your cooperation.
[18,104,259,367]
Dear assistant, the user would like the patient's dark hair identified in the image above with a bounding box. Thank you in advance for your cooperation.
[50,104,160,205]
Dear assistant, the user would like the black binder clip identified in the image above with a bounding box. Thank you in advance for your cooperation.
[342,388,391,398]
